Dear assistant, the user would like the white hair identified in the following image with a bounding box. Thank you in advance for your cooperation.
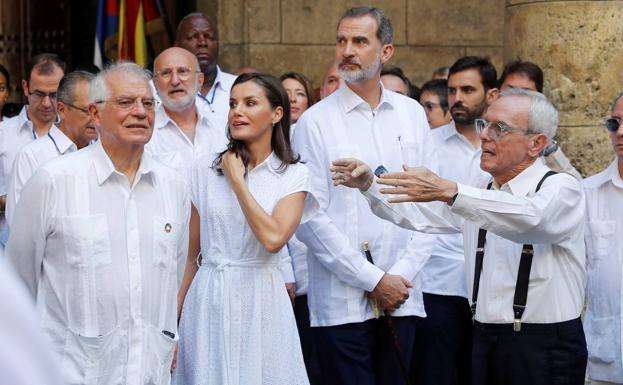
[89,61,152,108]
[499,87,558,143]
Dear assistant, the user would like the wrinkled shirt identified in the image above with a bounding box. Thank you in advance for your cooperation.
[7,141,190,385]
[582,160,623,382]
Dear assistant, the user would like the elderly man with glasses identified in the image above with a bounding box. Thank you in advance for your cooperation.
[147,46,227,178]
[6,62,190,385]
[582,93,623,385]
[331,88,588,385]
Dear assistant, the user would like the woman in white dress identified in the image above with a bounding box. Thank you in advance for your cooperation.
[174,73,316,385]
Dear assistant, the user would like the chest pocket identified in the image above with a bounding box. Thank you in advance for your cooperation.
[62,214,111,268]
[152,217,180,268]
[587,220,616,261]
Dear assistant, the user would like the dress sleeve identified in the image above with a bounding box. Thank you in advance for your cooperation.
[279,164,319,224]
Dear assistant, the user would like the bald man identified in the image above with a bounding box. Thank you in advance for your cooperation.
[147,47,228,178]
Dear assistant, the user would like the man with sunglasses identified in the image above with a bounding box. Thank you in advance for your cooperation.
[7,61,190,385]
[0,53,65,249]
[332,88,587,385]
[582,93,623,385]
[148,47,226,178]
[5,71,96,227]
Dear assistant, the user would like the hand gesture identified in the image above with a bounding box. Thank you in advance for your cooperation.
[221,151,246,185]
[330,158,374,190]
[377,166,457,203]
[372,274,413,312]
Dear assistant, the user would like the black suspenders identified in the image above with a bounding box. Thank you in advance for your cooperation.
[470,170,558,331]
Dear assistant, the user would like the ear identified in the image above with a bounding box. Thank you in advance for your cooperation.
[272,105,284,125]
[57,101,66,119]
[22,80,29,98]
[529,134,549,157]
[197,72,205,88]
[380,43,395,64]
[486,88,500,105]
[88,103,101,128]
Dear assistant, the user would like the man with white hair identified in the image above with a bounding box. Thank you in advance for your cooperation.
[6,62,190,385]
[332,88,588,385]
[148,46,226,177]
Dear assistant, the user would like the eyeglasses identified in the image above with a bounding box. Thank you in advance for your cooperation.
[61,100,89,115]
[603,118,621,133]
[475,118,537,140]
[95,97,157,112]
[155,66,200,81]
[29,90,58,102]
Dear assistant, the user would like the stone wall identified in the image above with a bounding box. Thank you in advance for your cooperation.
[197,0,623,176]
[198,0,505,87]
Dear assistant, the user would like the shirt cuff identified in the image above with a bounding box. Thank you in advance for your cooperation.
[356,261,386,292]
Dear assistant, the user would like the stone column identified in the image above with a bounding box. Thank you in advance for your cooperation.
[504,0,623,176]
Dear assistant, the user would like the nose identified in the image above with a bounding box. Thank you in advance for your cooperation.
[196,34,208,47]
[170,70,181,85]
[288,91,296,105]
[41,95,53,107]
[342,41,354,57]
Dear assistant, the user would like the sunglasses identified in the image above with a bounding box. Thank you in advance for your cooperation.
[604,118,622,133]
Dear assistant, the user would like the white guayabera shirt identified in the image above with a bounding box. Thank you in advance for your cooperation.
[7,141,190,385]
[582,160,623,383]
[363,159,586,324]
[294,84,437,327]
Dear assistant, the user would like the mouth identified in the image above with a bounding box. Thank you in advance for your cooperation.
[195,52,212,61]
[168,89,187,97]
[291,107,300,113]
[339,62,360,70]
[125,124,149,130]
[481,148,496,157]
[231,120,249,128]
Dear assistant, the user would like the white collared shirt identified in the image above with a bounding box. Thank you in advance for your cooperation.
[196,66,237,124]
[6,125,78,227]
[146,104,228,179]
[422,122,489,298]
[582,160,623,382]
[293,84,437,327]
[6,141,190,385]
[363,159,586,324]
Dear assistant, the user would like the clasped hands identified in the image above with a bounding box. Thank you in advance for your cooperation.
[330,158,457,204]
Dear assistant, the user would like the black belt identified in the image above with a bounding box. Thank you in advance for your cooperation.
[474,317,581,335]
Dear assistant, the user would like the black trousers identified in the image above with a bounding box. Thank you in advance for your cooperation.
[294,295,322,385]
[472,318,587,385]
[412,293,472,385]
[313,316,418,385]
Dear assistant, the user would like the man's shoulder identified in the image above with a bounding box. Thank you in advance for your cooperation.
[581,164,612,190]
[39,145,94,175]
[148,153,188,187]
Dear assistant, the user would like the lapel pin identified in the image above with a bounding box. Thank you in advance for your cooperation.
[164,223,172,233]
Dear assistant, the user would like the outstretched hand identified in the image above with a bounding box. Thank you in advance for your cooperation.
[330,158,374,190]
[377,166,458,204]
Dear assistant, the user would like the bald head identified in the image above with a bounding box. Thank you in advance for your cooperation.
[153,47,204,112]
[174,13,219,76]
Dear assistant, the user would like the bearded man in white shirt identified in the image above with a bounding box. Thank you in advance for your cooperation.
[6,62,190,385]
[332,88,587,385]
[148,47,227,177]
[6,70,97,227]
[293,6,436,385]
[583,92,623,385]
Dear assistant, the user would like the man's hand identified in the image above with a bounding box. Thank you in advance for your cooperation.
[330,158,374,191]
[377,166,458,204]
[285,282,296,305]
[372,274,413,312]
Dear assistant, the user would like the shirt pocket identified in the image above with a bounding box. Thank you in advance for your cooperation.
[60,325,125,384]
[398,140,422,167]
[62,214,112,268]
[142,324,177,385]
[586,220,616,262]
[152,217,181,269]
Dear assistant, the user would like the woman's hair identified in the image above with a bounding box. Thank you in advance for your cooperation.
[279,71,318,107]
[213,72,300,175]
[0,63,10,88]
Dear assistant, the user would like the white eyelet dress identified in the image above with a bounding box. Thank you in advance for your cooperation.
[173,152,317,385]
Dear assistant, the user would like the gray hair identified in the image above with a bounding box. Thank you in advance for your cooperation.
[57,71,94,104]
[338,6,393,45]
[89,62,152,107]
[498,87,558,143]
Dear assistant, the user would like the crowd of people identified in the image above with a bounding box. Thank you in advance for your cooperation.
[0,5,621,385]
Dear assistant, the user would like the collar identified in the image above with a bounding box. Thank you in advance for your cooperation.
[337,81,393,114]
[436,121,459,142]
[495,158,551,196]
[609,159,623,189]
[17,106,34,134]
[154,103,213,130]
[48,125,78,154]
[206,66,233,95]
[249,152,285,178]
[93,140,156,186]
